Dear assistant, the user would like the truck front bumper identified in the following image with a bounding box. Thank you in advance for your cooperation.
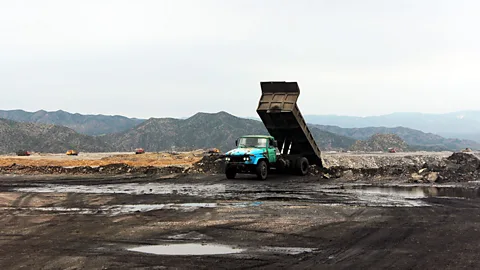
[225,162,256,173]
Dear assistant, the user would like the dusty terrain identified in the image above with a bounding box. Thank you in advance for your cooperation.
[0,151,479,269]
[0,151,204,167]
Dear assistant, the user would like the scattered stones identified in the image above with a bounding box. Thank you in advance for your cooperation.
[425,172,439,183]
[411,173,423,181]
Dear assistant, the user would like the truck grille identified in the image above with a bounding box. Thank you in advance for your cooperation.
[229,156,246,163]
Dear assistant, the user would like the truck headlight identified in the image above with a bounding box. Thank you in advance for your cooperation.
[225,157,230,161]
[243,157,250,161]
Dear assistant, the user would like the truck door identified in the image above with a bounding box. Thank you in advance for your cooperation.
[268,139,277,163]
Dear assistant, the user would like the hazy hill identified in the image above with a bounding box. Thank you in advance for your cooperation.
[0,109,144,136]
[304,111,480,142]
[108,111,355,152]
[0,118,112,154]
[1,109,478,154]
[313,125,480,151]
[350,134,409,152]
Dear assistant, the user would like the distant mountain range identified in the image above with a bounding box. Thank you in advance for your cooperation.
[0,109,144,136]
[106,112,356,152]
[303,111,480,142]
[312,125,478,151]
[0,109,479,154]
[0,118,110,154]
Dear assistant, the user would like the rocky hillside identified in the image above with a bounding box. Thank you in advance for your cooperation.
[0,118,112,154]
[350,134,409,152]
[108,112,355,152]
[315,125,479,151]
[1,110,478,154]
[0,109,144,136]
[304,111,480,142]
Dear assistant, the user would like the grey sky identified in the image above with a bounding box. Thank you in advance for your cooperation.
[1,0,479,119]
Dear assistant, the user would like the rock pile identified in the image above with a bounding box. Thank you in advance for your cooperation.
[409,152,480,183]
[191,154,226,174]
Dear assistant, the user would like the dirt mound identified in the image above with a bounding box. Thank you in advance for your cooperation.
[0,163,186,175]
[308,164,420,181]
[350,134,409,152]
[191,154,225,174]
[2,152,479,184]
[405,152,480,183]
[438,152,480,182]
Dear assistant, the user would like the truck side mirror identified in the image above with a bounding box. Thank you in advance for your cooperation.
[235,139,238,146]
[272,140,278,147]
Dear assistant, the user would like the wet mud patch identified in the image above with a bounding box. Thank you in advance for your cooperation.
[324,184,480,207]
[127,243,244,255]
[0,201,264,216]
[124,242,317,256]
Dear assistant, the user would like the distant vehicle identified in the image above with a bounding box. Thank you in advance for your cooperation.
[388,148,397,153]
[16,150,31,156]
[66,150,79,156]
[135,148,145,154]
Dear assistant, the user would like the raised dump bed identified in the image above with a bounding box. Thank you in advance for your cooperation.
[223,81,323,180]
[257,81,323,167]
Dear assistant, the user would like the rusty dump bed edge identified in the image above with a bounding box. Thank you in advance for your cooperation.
[256,81,323,167]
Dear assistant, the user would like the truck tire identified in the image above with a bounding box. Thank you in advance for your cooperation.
[296,157,309,176]
[225,166,237,179]
[256,160,268,180]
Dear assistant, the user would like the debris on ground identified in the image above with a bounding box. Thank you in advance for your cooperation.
[0,151,479,184]
[407,152,480,183]
[0,163,186,175]
[191,154,226,174]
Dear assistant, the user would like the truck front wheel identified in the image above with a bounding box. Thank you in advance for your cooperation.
[296,157,309,176]
[256,160,268,180]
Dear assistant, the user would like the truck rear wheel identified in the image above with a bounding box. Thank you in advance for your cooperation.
[225,166,237,179]
[296,157,309,176]
[256,160,268,180]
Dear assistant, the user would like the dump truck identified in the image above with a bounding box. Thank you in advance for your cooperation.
[224,81,323,180]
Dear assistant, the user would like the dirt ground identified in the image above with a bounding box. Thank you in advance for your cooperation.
[0,172,480,269]
[0,151,204,167]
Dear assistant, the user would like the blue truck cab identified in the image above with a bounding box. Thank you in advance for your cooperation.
[224,135,279,180]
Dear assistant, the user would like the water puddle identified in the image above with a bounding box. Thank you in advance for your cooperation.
[350,185,480,199]
[125,243,317,256]
[8,182,480,208]
[1,201,264,216]
[127,243,244,255]
[322,185,480,207]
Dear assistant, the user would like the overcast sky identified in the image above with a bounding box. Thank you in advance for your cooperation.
[1,0,479,119]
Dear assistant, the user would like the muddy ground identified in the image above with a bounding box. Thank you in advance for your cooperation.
[1,171,480,269]
[1,151,480,269]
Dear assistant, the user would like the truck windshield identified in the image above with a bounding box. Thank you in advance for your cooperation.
[238,137,268,148]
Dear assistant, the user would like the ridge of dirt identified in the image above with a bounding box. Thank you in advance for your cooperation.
[1,152,479,184]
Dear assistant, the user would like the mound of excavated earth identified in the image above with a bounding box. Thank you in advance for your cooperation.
[0,163,188,175]
[1,151,479,184]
